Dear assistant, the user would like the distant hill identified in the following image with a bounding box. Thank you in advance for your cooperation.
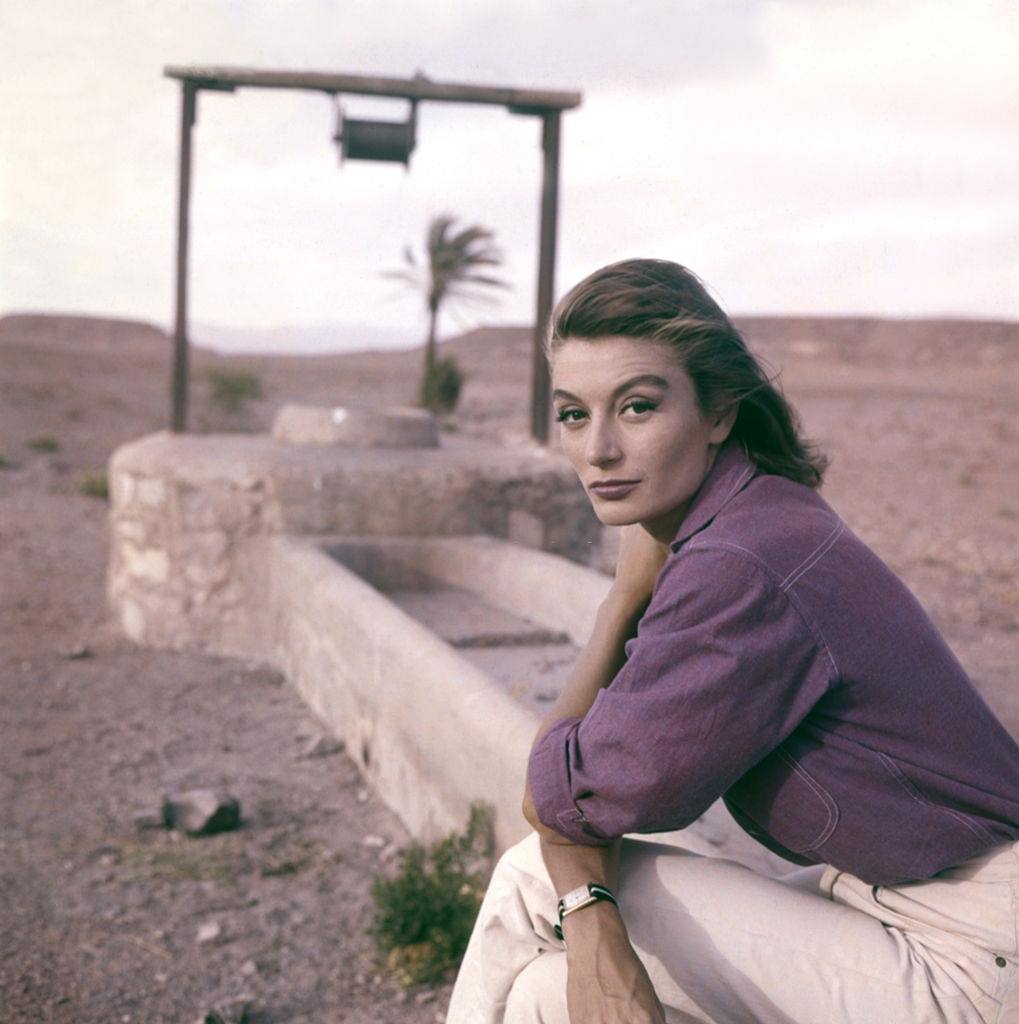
[3,312,1014,366]
[192,321,416,356]
[734,316,1018,367]
[1,305,1016,492]
[0,313,173,353]
[440,316,1019,367]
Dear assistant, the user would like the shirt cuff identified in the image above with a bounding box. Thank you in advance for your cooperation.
[527,716,615,847]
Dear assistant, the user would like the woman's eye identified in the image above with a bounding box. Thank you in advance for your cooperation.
[554,408,586,424]
[623,399,658,416]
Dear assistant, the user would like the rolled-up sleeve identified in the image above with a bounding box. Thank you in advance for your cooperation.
[526,543,834,846]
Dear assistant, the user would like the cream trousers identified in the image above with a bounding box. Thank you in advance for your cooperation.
[446,832,1019,1024]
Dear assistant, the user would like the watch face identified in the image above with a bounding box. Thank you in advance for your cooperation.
[562,885,594,912]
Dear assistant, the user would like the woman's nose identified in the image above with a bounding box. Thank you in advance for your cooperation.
[585,417,622,467]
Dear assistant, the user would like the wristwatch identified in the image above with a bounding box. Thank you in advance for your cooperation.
[554,882,618,940]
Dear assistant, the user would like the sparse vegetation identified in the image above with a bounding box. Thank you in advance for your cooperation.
[206,369,263,413]
[118,834,247,885]
[259,835,319,878]
[419,355,464,415]
[0,453,15,470]
[27,435,60,452]
[77,471,109,500]
[370,802,494,986]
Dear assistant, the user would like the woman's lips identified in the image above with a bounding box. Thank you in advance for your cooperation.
[589,480,640,500]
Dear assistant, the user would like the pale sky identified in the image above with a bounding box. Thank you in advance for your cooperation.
[1,0,1017,351]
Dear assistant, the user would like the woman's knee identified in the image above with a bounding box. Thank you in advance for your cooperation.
[503,950,569,1024]
[501,830,544,864]
[491,830,547,884]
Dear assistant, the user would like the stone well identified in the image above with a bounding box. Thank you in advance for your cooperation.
[106,414,600,656]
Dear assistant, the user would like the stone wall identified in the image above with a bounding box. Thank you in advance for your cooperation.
[106,430,600,653]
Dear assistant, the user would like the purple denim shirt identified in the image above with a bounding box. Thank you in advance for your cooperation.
[528,444,1019,885]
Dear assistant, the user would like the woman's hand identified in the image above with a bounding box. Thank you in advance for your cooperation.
[563,905,666,1024]
[610,523,672,606]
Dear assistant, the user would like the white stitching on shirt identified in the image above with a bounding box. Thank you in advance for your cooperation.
[720,465,754,508]
[682,540,841,682]
[780,519,846,591]
[674,465,754,548]
[876,751,995,844]
[776,746,840,849]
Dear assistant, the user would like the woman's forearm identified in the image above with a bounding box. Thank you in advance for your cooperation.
[521,587,648,907]
[534,587,648,746]
[521,587,646,831]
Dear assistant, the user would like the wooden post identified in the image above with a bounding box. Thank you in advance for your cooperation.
[171,82,197,432]
[531,110,561,445]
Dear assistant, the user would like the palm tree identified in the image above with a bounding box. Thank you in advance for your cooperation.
[384,213,509,383]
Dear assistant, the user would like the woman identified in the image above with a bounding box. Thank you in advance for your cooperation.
[446,259,1019,1024]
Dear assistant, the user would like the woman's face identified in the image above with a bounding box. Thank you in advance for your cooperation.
[551,335,735,542]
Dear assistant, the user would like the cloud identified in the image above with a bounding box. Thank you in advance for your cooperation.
[0,0,1016,327]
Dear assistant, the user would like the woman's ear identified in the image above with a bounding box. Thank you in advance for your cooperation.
[708,403,738,445]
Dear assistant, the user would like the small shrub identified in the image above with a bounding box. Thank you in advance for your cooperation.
[207,369,263,413]
[419,355,463,415]
[27,435,60,452]
[78,472,109,500]
[118,835,244,885]
[370,802,494,986]
[0,453,15,470]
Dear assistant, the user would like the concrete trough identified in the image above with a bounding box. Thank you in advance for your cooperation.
[254,533,788,873]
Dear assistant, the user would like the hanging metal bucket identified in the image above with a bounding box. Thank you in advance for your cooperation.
[333,98,417,166]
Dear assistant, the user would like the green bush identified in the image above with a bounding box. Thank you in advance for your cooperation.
[0,453,15,470]
[370,802,494,986]
[77,472,109,500]
[27,435,60,452]
[206,369,263,412]
[419,355,463,415]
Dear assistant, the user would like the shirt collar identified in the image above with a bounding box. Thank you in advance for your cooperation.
[669,442,759,551]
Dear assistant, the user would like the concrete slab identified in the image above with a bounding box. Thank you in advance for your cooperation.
[385,587,571,649]
[459,642,579,712]
[271,403,439,448]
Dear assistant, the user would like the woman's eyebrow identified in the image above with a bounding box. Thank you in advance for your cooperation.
[552,374,670,404]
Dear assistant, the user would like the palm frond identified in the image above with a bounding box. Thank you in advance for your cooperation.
[390,212,508,328]
[455,273,511,289]
[448,225,496,250]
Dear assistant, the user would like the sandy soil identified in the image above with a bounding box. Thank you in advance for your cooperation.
[1,312,1016,1022]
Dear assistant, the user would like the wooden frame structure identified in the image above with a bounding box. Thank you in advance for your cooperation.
[164,65,582,443]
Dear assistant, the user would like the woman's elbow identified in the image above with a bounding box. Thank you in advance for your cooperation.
[521,788,567,842]
[521,788,539,830]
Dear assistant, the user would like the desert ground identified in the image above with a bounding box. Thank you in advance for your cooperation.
[1,311,1016,1022]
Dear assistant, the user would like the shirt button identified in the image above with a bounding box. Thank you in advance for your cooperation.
[995,956,1008,968]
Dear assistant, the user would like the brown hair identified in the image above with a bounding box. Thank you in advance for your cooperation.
[547,258,827,488]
